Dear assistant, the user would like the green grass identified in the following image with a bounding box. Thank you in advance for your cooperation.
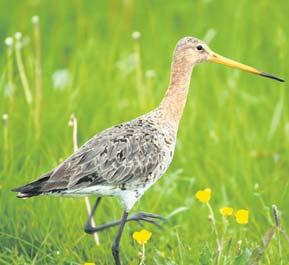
[0,0,288,264]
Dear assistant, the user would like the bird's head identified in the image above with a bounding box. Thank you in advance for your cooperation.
[175,36,284,82]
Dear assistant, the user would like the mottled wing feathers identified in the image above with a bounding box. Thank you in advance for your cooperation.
[34,119,162,194]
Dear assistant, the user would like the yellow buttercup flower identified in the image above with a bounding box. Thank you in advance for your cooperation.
[133,229,152,245]
[219,207,233,216]
[195,188,211,203]
[235,209,249,224]
[84,263,95,265]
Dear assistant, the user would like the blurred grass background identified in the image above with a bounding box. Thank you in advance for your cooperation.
[0,0,288,264]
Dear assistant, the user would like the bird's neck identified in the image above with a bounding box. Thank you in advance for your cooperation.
[159,55,194,127]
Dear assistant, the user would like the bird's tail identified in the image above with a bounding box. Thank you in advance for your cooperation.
[11,172,51,198]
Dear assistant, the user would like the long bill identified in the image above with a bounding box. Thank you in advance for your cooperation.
[209,53,284,82]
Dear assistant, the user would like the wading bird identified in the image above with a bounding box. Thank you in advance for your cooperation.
[13,37,284,265]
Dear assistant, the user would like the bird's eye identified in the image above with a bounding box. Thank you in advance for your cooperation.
[196,45,203,51]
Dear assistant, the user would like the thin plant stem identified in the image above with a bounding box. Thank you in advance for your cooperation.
[272,205,289,246]
[223,238,232,264]
[280,229,289,246]
[139,244,145,265]
[273,204,283,263]
[236,239,242,256]
[277,229,283,265]
[14,32,32,105]
[219,216,229,264]
[5,37,15,113]
[32,16,42,140]
[69,114,100,246]
[207,202,221,265]
[2,114,9,171]
[132,32,144,108]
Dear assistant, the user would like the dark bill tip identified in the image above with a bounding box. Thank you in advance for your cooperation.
[260,72,285,82]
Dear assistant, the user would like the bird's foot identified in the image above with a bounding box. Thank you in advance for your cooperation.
[127,211,167,228]
[84,211,167,234]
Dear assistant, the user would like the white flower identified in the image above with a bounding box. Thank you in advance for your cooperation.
[4,37,13,46]
[15,32,22,40]
[2,113,8,124]
[32,15,39,24]
[52,69,71,90]
[131,31,141,40]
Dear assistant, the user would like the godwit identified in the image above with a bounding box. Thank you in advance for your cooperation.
[12,37,284,265]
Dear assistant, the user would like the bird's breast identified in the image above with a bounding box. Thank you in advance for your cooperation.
[141,127,176,188]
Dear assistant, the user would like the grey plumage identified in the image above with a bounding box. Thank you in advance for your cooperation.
[13,113,175,209]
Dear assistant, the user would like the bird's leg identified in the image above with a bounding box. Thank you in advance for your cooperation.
[112,211,128,265]
[84,197,102,234]
[84,211,166,234]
